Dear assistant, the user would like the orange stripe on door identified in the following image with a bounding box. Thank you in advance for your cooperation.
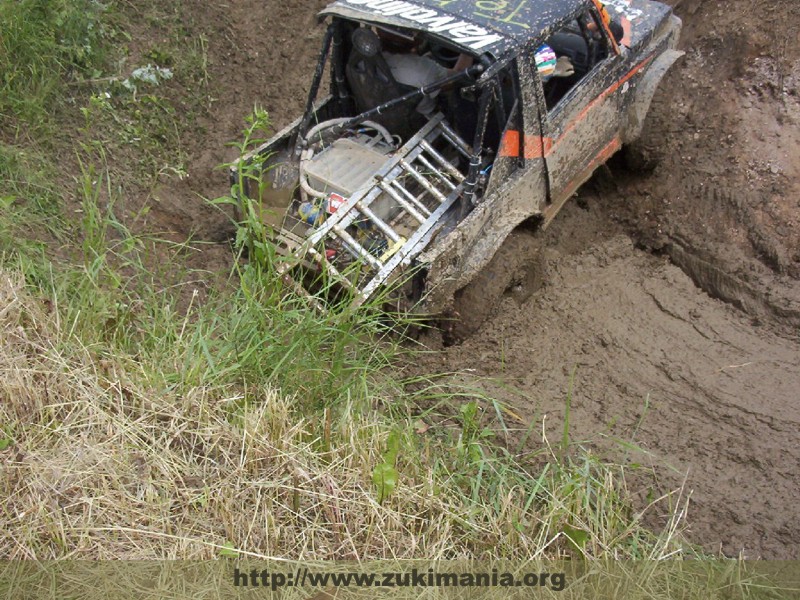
[524,135,553,159]
[499,131,554,159]
[499,129,521,157]
[497,55,652,162]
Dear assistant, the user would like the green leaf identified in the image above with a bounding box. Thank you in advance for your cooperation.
[467,442,482,464]
[384,429,401,465]
[372,462,398,503]
[218,542,239,558]
[562,524,589,554]
[0,438,11,451]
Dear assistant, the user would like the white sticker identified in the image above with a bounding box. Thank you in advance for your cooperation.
[342,0,504,49]
[603,0,644,21]
[327,193,347,214]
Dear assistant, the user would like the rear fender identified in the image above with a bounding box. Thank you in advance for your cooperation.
[419,169,543,314]
[624,48,684,144]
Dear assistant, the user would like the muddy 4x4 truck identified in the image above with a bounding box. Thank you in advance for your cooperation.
[231,0,682,318]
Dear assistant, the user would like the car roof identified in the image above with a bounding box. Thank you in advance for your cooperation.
[320,0,588,56]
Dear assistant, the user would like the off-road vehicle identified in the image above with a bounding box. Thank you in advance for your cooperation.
[231,0,682,315]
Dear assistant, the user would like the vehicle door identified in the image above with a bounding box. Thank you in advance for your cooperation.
[443,58,549,296]
[536,4,627,222]
[487,57,548,216]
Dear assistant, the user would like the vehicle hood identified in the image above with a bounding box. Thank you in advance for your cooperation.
[604,0,673,50]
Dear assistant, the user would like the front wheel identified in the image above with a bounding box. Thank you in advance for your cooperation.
[623,94,669,173]
[623,134,664,173]
[442,229,542,345]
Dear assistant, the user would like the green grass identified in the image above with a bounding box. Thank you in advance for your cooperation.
[0,0,211,212]
[0,144,60,214]
[0,0,109,130]
[0,257,690,562]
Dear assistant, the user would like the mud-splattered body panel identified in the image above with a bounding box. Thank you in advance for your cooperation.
[417,0,682,311]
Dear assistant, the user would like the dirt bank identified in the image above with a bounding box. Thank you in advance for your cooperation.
[142,0,800,558]
[609,0,800,325]
[132,0,330,268]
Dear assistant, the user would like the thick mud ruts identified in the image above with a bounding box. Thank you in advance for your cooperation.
[417,0,800,558]
[418,197,800,559]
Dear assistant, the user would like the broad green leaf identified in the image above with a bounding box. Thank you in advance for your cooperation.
[384,429,401,464]
[372,462,398,503]
[218,542,239,558]
[562,524,589,554]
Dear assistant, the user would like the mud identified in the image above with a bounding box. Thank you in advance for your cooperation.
[419,194,800,559]
[415,0,800,559]
[142,0,800,558]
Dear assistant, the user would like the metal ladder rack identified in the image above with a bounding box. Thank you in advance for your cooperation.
[278,113,469,306]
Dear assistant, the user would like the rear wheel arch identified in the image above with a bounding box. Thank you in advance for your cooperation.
[624,49,685,144]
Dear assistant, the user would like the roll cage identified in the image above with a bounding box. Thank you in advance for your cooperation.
[292,16,522,207]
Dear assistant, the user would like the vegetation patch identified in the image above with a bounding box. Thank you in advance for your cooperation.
[0,0,109,131]
[0,246,690,560]
[0,95,688,565]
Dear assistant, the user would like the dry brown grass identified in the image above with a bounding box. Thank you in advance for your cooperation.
[0,270,526,560]
[0,266,694,562]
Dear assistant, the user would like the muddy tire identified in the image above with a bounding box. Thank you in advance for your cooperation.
[442,229,541,345]
[623,137,663,173]
[624,94,668,173]
[444,265,509,345]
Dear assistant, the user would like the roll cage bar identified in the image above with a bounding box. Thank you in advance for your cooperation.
[292,19,503,146]
[292,18,519,207]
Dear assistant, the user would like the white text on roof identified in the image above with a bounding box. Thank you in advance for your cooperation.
[343,0,505,50]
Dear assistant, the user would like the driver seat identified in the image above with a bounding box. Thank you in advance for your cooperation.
[345,28,423,138]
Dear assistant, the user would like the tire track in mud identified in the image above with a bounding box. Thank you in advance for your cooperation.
[665,237,800,332]
[419,198,800,559]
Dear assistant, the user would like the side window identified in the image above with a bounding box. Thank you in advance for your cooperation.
[538,8,616,110]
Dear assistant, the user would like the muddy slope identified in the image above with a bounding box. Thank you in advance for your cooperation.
[423,195,800,559]
[609,0,800,325]
[139,0,330,253]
